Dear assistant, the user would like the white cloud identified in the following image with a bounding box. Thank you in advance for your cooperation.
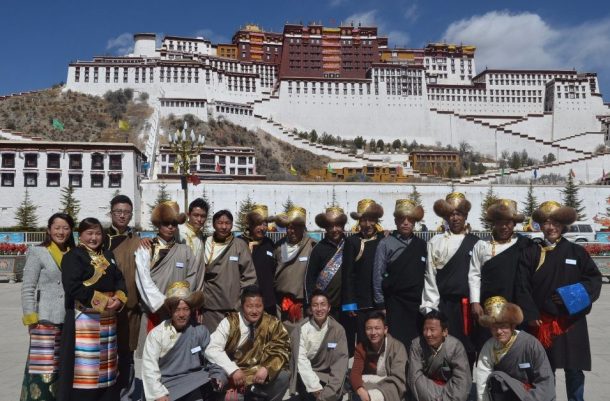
[329,0,347,7]
[442,11,610,75]
[344,10,410,46]
[195,29,229,45]
[403,3,419,23]
[106,32,134,56]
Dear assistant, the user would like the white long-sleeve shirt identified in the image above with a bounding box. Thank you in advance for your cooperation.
[420,232,467,313]
[205,314,251,376]
[475,331,521,401]
[135,246,166,313]
[468,238,518,303]
[297,319,329,392]
[142,321,182,401]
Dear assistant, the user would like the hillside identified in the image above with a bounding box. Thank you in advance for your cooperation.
[163,114,330,180]
[0,86,151,146]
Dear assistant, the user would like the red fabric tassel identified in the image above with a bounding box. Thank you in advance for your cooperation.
[533,312,570,348]
[524,383,533,391]
[281,296,303,322]
[433,378,447,386]
[146,312,161,333]
[462,297,471,336]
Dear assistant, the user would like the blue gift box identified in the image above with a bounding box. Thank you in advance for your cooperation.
[556,283,590,315]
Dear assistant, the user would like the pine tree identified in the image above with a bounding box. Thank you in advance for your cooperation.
[14,188,39,230]
[282,196,295,213]
[148,184,172,214]
[201,187,213,234]
[561,173,586,220]
[329,186,342,208]
[522,181,538,220]
[60,185,81,224]
[408,185,422,206]
[480,185,499,230]
[235,193,256,232]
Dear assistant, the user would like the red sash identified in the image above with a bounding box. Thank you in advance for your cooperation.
[533,312,572,348]
[281,295,303,322]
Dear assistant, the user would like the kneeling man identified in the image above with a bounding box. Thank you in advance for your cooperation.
[408,310,472,401]
[350,312,408,401]
[289,289,349,401]
[205,285,291,401]
[475,296,555,401]
[142,281,226,401]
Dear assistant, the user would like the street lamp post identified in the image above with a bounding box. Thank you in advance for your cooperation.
[167,122,205,211]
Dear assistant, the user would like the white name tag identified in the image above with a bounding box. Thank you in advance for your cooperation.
[266,250,273,257]
[421,256,426,263]
[191,346,202,354]
[565,258,577,265]
[468,251,473,256]
[327,342,337,349]
[230,256,239,261]
[176,262,184,268]
[518,362,531,369]
[299,256,308,262]
[111,259,117,265]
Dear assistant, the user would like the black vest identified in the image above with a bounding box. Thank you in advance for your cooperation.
[436,234,479,297]
[382,235,427,305]
[480,236,529,304]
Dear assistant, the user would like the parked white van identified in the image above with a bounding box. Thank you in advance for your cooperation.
[564,223,596,242]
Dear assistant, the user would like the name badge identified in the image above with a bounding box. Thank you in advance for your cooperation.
[299,256,308,262]
[327,342,337,349]
[468,251,473,256]
[266,250,273,257]
[176,262,184,268]
[441,366,451,372]
[111,259,117,265]
[191,346,202,354]
[565,258,577,266]
[421,256,426,263]
[230,256,239,261]
[518,362,531,369]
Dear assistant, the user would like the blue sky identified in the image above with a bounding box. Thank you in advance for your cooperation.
[2,0,610,96]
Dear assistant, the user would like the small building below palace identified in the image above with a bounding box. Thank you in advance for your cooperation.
[409,150,462,176]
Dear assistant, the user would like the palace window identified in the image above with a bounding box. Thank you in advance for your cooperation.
[1,153,15,168]
[47,173,61,187]
[109,155,122,170]
[91,174,104,188]
[109,173,122,188]
[69,174,82,188]
[24,172,37,187]
[47,154,61,168]
[69,154,82,170]
[1,173,14,187]
[91,153,104,170]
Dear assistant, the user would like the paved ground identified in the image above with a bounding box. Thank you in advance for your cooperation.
[1,282,609,401]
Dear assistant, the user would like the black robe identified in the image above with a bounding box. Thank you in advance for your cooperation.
[382,235,427,347]
[238,235,277,315]
[341,232,384,311]
[515,237,602,370]
[305,236,345,311]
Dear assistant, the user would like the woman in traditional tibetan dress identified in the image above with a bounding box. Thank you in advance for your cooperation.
[57,217,127,401]
[20,212,76,401]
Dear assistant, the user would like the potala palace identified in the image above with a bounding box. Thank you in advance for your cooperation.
[63,23,610,184]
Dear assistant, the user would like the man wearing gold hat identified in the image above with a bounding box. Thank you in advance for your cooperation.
[238,204,277,316]
[341,199,385,347]
[468,199,533,349]
[420,192,480,366]
[142,281,226,401]
[372,199,427,347]
[475,296,555,401]
[515,201,601,401]
[273,205,316,330]
[305,207,348,324]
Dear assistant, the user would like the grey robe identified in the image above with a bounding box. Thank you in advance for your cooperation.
[289,316,348,401]
[274,236,316,300]
[482,331,555,401]
[408,335,472,401]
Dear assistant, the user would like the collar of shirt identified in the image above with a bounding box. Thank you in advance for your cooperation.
[309,317,329,331]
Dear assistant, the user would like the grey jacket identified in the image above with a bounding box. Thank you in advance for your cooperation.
[21,246,66,325]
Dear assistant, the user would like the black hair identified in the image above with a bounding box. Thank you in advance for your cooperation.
[110,195,133,209]
[40,213,76,248]
[365,311,387,326]
[240,285,263,305]
[309,289,330,303]
[423,310,449,330]
[189,198,210,214]
[78,217,104,235]
[213,209,233,223]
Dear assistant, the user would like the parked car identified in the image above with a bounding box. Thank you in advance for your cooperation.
[564,223,596,243]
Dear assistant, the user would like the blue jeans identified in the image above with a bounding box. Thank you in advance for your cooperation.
[564,369,585,401]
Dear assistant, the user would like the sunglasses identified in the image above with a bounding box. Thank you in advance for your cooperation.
[161,221,179,227]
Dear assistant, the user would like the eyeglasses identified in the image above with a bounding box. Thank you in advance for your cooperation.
[111,210,133,217]
[161,221,178,227]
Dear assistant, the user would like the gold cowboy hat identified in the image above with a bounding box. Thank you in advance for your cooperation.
[433,192,471,219]
[479,296,524,328]
[275,205,307,228]
[532,201,577,226]
[315,206,348,229]
[350,199,384,220]
[151,200,187,227]
[163,281,204,311]
[246,204,275,226]
[393,199,424,222]
[485,199,525,223]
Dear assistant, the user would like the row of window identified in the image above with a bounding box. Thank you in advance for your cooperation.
[429,95,543,103]
[1,153,122,170]
[1,172,121,188]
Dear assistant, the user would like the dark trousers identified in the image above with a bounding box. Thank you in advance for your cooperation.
[564,369,585,401]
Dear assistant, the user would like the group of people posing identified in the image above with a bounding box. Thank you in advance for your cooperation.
[20,191,602,401]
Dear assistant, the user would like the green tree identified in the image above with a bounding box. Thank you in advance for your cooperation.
[201,187,213,234]
[354,136,365,149]
[561,172,586,221]
[14,189,39,230]
[408,185,422,206]
[392,139,402,150]
[148,184,172,215]
[522,181,539,221]
[376,139,385,151]
[480,185,499,230]
[308,129,318,143]
[236,193,256,232]
[282,196,295,213]
[329,186,341,208]
[369,138,377,152]
[60,185,81,224]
